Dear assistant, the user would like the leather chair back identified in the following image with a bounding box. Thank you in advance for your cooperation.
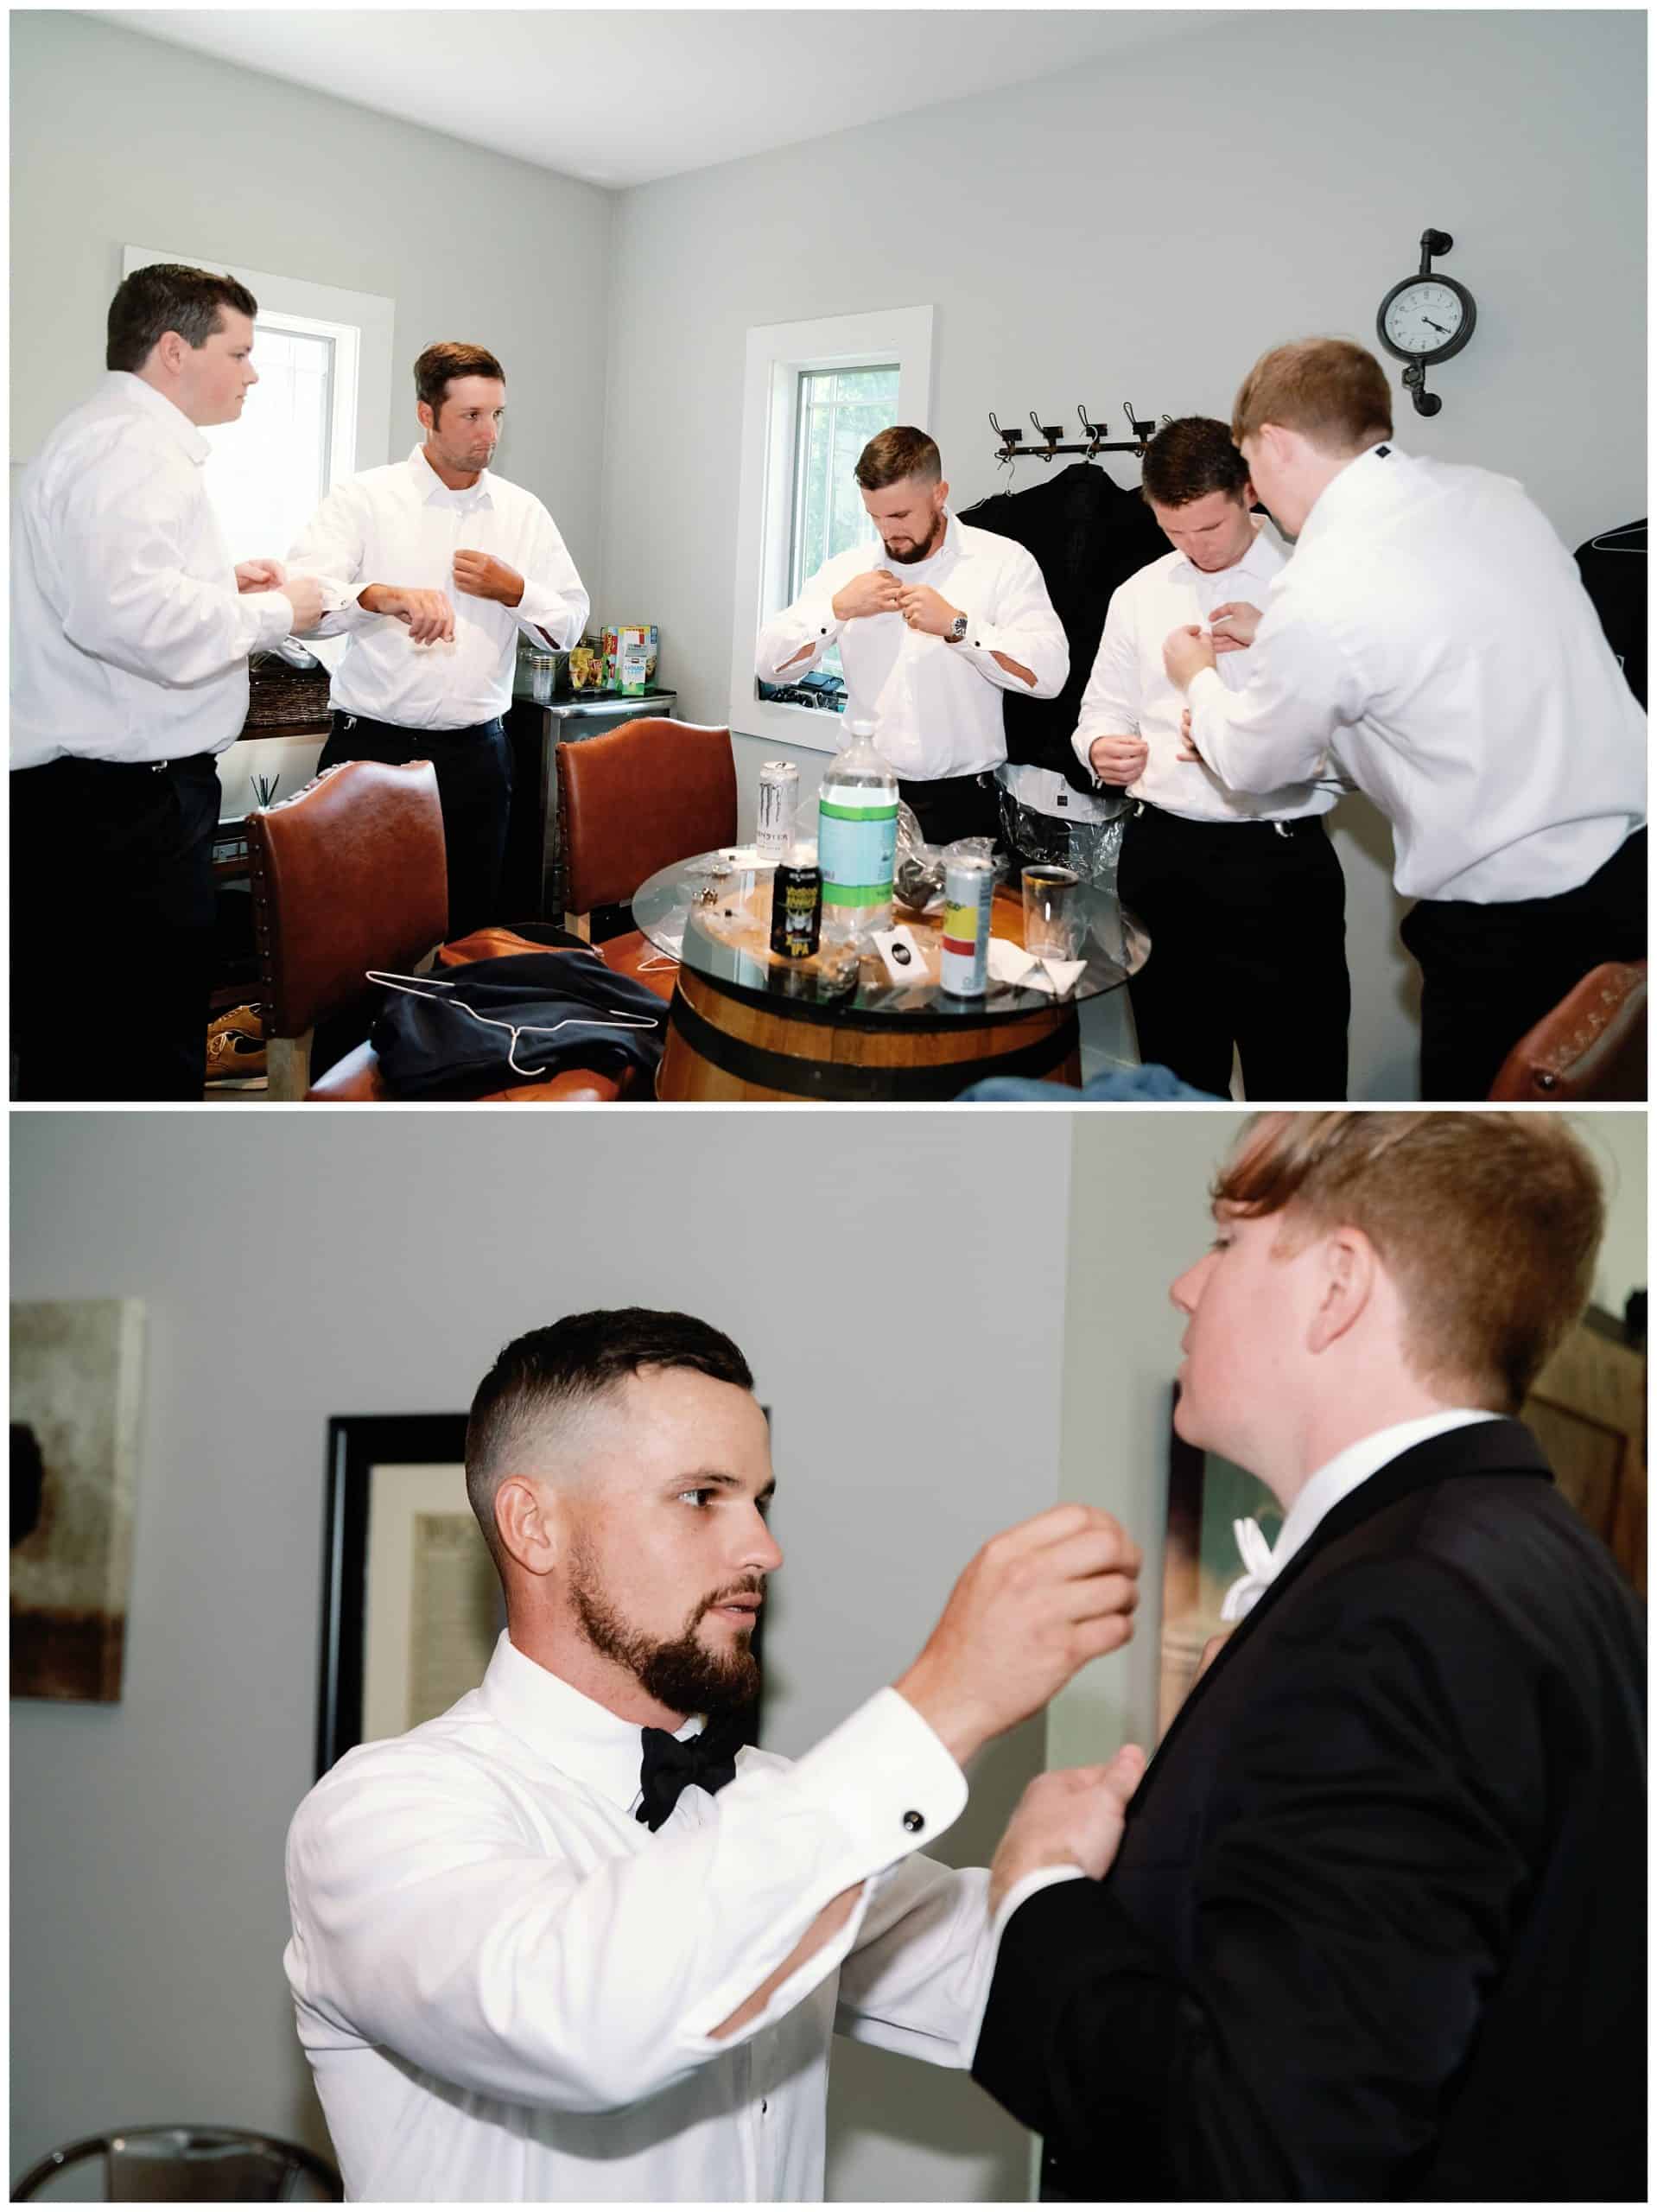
[1488,961,1647,1100]
[557,718,738,914]
[248,760,449,1037]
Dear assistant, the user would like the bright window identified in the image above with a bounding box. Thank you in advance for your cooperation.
[787,365,900,603]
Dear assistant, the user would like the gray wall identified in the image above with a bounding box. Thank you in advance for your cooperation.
[597,8,1647,1098]
[9,1112,1068,2200]
[9,10,614,583]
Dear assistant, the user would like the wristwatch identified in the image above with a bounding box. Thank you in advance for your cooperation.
[947,612,969,643]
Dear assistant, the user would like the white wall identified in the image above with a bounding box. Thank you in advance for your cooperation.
[9,11,614,582]
[9,1111,1067,2201]
[599,8,1647,1099]
[1051,1108,1249,1766]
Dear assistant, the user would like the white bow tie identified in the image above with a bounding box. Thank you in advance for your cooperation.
[1219,1516,1278,1622]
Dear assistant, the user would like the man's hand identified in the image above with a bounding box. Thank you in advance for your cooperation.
[831,569,905,622]
[987,1745,1146,1914]
[359,584,455,644]
[896,583,962,639]
[1163,625,1217,690]
[236,558,287,593]
[1087,733,1150,786]
[1176,705,1203,765]
[276,575,326,634]
[1209,601,1262,654]
[453,550,524,607]
[892,1503,1141,1766]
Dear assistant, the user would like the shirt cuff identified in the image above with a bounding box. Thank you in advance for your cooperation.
[244,588,296,651]
[514,583,581,645]
[797,1685,968,1856]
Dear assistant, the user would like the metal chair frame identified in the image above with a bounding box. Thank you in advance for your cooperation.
[11,2124,341,2202]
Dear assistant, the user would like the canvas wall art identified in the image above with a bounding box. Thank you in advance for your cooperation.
[10,1299,147,1701]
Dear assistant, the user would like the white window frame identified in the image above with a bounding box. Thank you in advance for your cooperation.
[729,304,934,753]
[121,245,396,494]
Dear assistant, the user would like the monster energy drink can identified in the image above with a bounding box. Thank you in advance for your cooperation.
[756,761,800,859]
[939,853,995,998]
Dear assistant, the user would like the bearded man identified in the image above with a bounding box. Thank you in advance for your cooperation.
[283,1306,1142,2201]
[756,426,1068,848]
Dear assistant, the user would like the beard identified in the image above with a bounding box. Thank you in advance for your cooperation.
[882,510,946,565]
[568,1539,761,1718]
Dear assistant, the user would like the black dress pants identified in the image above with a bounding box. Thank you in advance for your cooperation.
[10,752,220,1101]
[1116,802,1350,1101]
[898,771,1006,852]
[318,711,512,940]
[1401,826,1647,1099]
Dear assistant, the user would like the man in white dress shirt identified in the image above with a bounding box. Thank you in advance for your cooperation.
[1074,417,1350,1101]
[756,427,1069,849]
[10,262,324,1100]
[972,1110,1644,2200]
[285,1306,1143,2202]
[288,341,589,937]
[1163,340,1647,1099]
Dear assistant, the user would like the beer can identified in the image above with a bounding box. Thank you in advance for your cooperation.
[939,853,995,996]
[756,761,800,859]
[769,854,822,959]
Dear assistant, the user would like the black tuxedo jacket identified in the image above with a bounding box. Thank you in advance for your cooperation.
[973,1419,1647,2200]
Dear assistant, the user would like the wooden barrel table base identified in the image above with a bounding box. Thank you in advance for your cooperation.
[657,966,1082,1102]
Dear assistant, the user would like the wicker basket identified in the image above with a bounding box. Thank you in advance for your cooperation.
[242,657,333,734]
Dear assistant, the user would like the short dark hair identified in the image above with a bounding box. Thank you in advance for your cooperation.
[1214,1112,1604,1412]
[465,1308,754,1561]
[414,342,506,418]
[1140,416,1250,510]
[854,426,942,492]
[1232,338,1394,455]
[106,264,257,374]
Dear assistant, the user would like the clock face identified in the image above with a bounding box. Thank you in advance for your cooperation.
[1381,279,1470,358]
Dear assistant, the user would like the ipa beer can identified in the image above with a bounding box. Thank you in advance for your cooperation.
[939,853,995,997]
[756,761,800,859]
[770,853,822,959]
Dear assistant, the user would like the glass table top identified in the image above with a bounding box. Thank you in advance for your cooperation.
[632,848,1148,1022]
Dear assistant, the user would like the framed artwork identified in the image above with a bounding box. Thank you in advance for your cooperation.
[1158,1382,1280,1737]
[315,1411,772,1777]
[316,1414,501,1776]
[10,1299,147,1702]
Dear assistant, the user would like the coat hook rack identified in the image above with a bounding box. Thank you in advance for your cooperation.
[989,401,1171,466]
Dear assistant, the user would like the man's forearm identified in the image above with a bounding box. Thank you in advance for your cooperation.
[710,1885,864,2038]
[989,649,1036,686]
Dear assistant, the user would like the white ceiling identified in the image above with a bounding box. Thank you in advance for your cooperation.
[91,8,1229,189]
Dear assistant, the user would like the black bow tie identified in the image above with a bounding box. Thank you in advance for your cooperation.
[636,1708,750,1833]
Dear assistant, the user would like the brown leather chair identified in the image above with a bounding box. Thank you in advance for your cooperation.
[1487,960,1647,1101]
[246,760,653,1102]
[556,716,739,985]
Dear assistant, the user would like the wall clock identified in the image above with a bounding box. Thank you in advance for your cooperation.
[1376,229,1475,416]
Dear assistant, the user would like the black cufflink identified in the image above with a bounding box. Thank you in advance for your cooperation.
[902,1809,924,1834]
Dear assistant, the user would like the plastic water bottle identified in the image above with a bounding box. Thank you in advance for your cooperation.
[817,719,898,943]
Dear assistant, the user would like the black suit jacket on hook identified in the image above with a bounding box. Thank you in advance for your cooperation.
[972,1417,1647,2201]
[958,464,1167,795]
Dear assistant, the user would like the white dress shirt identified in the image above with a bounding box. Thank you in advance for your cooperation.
[1220,1408,1501,1620]
[1071,518,1344,823]
[755,514,1069,780]
[10,372,296,770]
[1186,447,1647,899]
[284,1634,997,2202]
[289,446,589,731]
